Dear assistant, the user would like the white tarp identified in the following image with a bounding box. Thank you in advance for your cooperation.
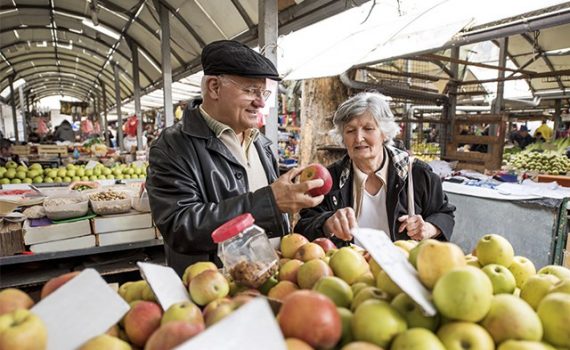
[278,0,570,81]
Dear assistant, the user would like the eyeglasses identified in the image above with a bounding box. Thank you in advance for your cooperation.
[220,76,272,101]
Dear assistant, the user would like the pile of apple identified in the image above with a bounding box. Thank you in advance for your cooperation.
[0,162,147,184]
[1,234,570,350]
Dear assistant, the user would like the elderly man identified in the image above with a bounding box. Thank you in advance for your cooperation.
[146,40,324,275]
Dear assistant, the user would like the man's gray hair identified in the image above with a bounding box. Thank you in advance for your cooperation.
[332,92,400,145]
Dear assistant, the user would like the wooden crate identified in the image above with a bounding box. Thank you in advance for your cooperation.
[536,174,570,188]
[11,145,31,157]
[444,114,507,171]
[37,145,68,156]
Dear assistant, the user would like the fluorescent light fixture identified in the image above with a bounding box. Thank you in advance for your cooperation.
[69,28,83,34]
[0,9,17,16]
[82,19,121,40]
[139,48,161,73]
[544,47,570,56]
[13,30,19,39]
[36,41,48,47]
[56,41,73,50]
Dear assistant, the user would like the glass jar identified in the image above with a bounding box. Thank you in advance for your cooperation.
[211,213,278,289]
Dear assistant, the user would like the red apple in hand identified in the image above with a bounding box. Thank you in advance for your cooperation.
[300,164,332,197]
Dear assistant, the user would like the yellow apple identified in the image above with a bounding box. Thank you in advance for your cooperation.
[182,261,218,287]
[313,276,353,308]
[417,240,466,289]
[481,294,543,343]
[437,322,494,350]
[508,256,536,288]
[281,233,309,259]
[433,266,493,322]
[329,247,369,285]
[0,309,47,350]
[391,293,439,331]
[537,265,570,280]
[189,270,229,306]
[79,334,131,350]
[0,289,34,315]
[537,292,570,348]
[351,300,406,348]
[481,264,517,294]
[497,340,557,350]
[475,234,514,267]
[520,274,560,310]
[391,328,445,350]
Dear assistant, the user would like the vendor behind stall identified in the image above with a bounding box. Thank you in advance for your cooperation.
[0,139,22,167]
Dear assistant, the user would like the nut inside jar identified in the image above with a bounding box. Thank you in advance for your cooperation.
[229,260,278,289]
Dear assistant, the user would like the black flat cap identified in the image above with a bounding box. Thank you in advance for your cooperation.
[201,40,281,81]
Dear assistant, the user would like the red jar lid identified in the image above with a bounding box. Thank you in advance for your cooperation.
[211,213,255,243]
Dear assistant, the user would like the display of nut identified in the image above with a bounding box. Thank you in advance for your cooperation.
[229,260,278,289]
[90,190,128,201]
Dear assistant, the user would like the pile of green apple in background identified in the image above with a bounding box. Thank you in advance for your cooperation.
[1,233,569,350]
[0,161,148,185]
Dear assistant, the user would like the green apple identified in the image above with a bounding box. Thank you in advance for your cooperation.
[189,270,229,306]
[417,240,466,289]
[23,178,32,184]
[16,165,27,172]
[79,334,131,350]
[537,265,570,280]
[437,322,494,350]
[520,274,560,310]
[391,328,445,350]
[15,171,26,180]
[26,170,39,178]
[481,294,543,343]
[465,254,481,268]
[32,176,43,184]
[81,176,89,181]
[391,293,439,331]
[0,309,47,350]
[57,168,67,177]
[351,299,406,348]
[85,169,93,176]
[313,276,353,308]
[350,286,390,312]
[10,178,21,184]
[433,266,493,322]
[0,179,9,184]
[5,161,17,169]
[47,170,58,178]
[475,234,514,267]
[537,292,570,348]
[54,176,63,183]
[350,282,369,299]
[550,279,570,295]
[161,301,204,327]
[66,164,76,171]
[329,247,369,285]
[482,264,517,294]
[508,256,536,288]
[4,169,15,179]
[376,270,403,298]
[103,168,112,176]
[497,340,557,350]
[76,168,85,177]
[30,163,42,171]
[337,307,353,347]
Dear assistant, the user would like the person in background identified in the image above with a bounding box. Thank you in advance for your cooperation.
[0,139,21,166]
[53,120,75,142]
[295,92,455,244]
[146,40,325,275]
[534,120,553,141]
[513,125,535,150]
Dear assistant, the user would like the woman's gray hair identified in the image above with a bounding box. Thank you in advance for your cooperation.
[332,92,400,145]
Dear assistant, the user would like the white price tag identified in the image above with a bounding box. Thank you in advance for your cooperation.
[351,228,436,316]
[176,298,286,350]
[85,160,100,170]
[138,262,191,311]
[31,269,130,350]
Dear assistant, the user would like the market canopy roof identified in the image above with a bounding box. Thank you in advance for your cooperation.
[0,0,370,110]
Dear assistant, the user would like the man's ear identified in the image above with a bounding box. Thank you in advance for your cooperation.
[205,76,221,100]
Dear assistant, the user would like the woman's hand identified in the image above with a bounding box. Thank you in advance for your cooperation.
[324,207,357,241]
[397,215,440,241]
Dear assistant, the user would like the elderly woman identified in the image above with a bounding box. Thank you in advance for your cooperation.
[295,92,455,242]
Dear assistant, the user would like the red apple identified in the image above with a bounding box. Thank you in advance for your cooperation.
[41,271,81,299]
[312,237,337,253]
[123,300,163,347]
[145,321,204,350]
[278,290,342,349]
[300,164,333,197]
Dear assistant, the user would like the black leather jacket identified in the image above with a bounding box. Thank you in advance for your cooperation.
[146,107,287,275]
[295,148,455,242]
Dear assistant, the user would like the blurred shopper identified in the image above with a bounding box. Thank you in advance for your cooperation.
[534,120,553,141]
[53,120,75,142]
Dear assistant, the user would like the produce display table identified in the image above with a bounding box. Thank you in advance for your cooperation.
[443,182,568,269]
[0,239,165,290]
